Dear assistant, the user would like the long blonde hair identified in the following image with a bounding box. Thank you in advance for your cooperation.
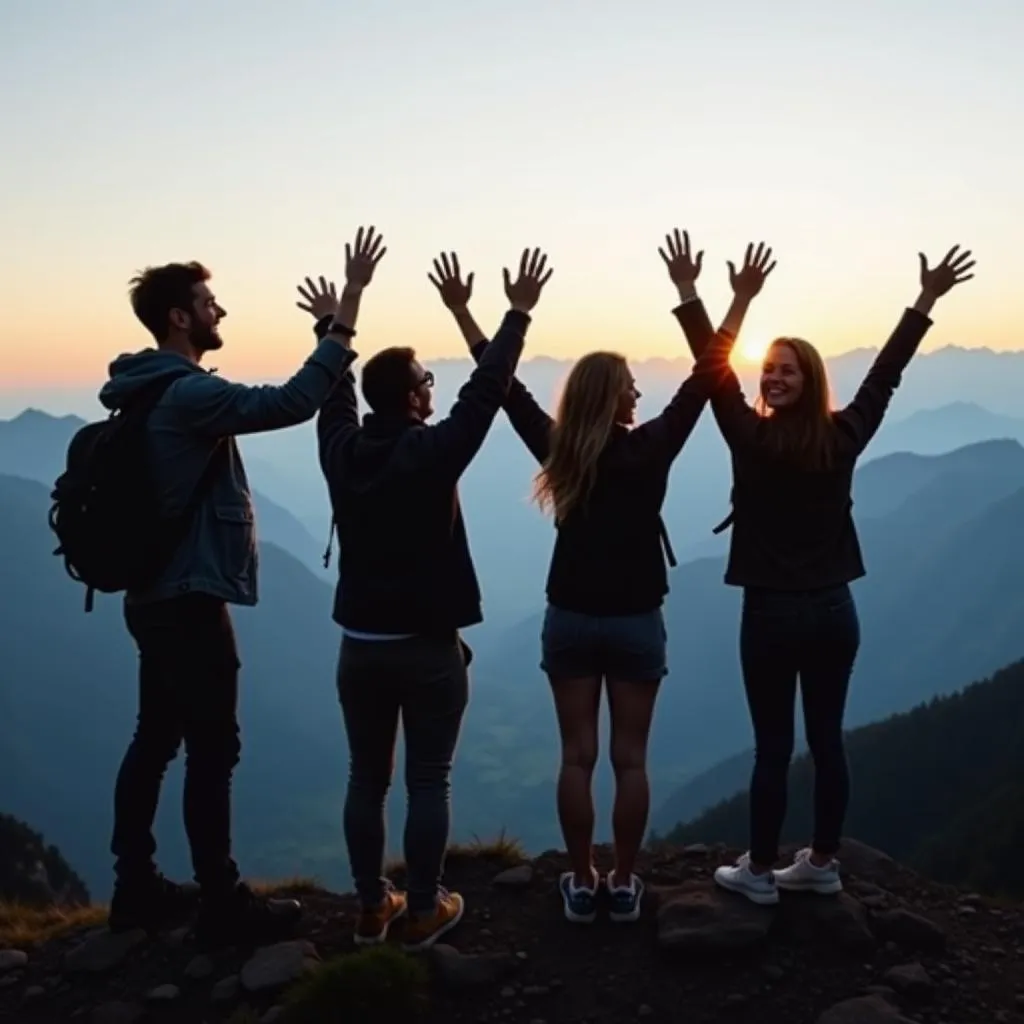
[756,337,836,471]
[533,352,632,522]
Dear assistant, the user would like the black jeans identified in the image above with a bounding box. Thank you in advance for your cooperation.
[111,594,242,894]
[739,583,860,866]
[337,633,470,915]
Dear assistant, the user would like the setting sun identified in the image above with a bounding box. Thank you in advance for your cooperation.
[736,335,771,364]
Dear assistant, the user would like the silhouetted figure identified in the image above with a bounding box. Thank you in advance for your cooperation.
[311,242,552,951]
[429,244,740,924]
[667,232,975,904]
[98,253,362,946]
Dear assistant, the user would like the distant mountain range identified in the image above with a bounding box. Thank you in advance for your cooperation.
[2,399,1024,898]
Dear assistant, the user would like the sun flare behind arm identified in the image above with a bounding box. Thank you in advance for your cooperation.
[735,334,770,364]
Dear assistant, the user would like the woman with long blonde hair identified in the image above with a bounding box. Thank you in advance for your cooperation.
[664,230,975,904]
[427,245,767,924]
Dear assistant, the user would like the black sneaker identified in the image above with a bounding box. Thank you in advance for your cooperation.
[194,882,303,950]
[108,874,200,934]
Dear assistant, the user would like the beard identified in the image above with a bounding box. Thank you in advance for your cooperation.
[189,320,223,352]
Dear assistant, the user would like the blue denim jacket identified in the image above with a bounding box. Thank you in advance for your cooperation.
[97,336,356,606]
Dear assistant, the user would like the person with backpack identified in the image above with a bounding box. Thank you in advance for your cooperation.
[664,230,975,904]
[307,247,551,951]
[72,227,383,947]
[425,244,754,925]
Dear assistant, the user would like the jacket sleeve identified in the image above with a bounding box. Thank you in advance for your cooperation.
[468,339,552,465]
[408,309,531,477]
[672,296,760,450]
[170,336,356,438]
[834,308,933,454]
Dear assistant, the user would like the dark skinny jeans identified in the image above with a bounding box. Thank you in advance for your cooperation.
[739,583,860,867]
[112,594,242,895]
[337,633,470,915]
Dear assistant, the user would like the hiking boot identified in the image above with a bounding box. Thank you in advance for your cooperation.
[558,868,600,924]
[108,874,199,933]
[606,871,645,923]
[713,852,779,906]
[773,847,843,894]
[401,889,465,951]
[354,884,408,947]
[194,882,303,950]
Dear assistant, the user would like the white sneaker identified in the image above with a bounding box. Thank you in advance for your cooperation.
[713,853,779,905]
[773,847,843,894]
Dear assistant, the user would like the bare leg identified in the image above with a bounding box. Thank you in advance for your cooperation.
[549,675,602,886]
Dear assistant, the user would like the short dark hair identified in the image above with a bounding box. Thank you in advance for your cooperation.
[361,346,418,414]
[128,261,210,341]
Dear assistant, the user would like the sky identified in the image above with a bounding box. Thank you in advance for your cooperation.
[1,0,1022,393]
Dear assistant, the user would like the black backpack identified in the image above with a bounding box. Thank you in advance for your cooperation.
[49,371,226,612]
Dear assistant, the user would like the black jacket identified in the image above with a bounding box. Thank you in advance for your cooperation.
[469,327,734,615]
[673,297,933,590]
[317,310,530,633]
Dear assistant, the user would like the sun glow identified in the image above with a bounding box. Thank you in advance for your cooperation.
[736,335,771,364]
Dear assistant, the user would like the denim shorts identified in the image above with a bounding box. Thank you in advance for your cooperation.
[540,604,668,681]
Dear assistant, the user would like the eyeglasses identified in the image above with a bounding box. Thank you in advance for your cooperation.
[416,370,435,389]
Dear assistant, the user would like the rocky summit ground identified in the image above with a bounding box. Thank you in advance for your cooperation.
[1,838,1023,1024]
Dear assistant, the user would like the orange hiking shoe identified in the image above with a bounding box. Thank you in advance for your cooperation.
[354,886,408,946]
[401,888,465,951]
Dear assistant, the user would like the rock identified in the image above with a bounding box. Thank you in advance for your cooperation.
[776,892,876,952]
[0,975,20,989]
[657,881,774,952]
[24,985,46,1000]
[146,983,181,1002]
[683,843,710,855]
[638,1007,654,1018]
[183,954,214,980]
[870,909,946,951]
[211,974,241,1003]
[90,1001,144,1024]
[65,930,147,974]
[0,949,28,973]
[430,945,518,991]
[261,1008,286,1023]
[240,940,320,993]
[493,864,534,888]
[816,994,915,1024]
[163,925,191,948]
[884,963,934,1001]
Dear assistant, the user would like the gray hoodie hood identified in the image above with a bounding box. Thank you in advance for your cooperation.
[98,348,206,411]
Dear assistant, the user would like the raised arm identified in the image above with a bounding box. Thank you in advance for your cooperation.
[661,232,777,450]
[170,327,356,438]
[306,227,386,478]
[413,248,553,478]
[836,245,975,454]
[428,251,553,464]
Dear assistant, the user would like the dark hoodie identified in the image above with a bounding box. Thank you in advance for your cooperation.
[98,336,354,606]
[317,309,531,634]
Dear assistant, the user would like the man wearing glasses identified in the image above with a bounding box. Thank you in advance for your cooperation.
[307,234,553,953]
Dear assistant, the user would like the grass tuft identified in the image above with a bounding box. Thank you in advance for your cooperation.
[448,828,527,866]
[0,901,108,948]
[250,876,323,897]
[282,945,429,1023]
[225,1007,261,1024]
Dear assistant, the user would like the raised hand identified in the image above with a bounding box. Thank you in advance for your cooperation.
[659,228,704,286]
[728,242,777,301]
[919,245,975,298]
[295,276,338,320]
[428,252,474,311]
[503,247,553,313]
[345,225,387,290]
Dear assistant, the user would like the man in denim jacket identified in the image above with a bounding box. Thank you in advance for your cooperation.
[98,230,376,948]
